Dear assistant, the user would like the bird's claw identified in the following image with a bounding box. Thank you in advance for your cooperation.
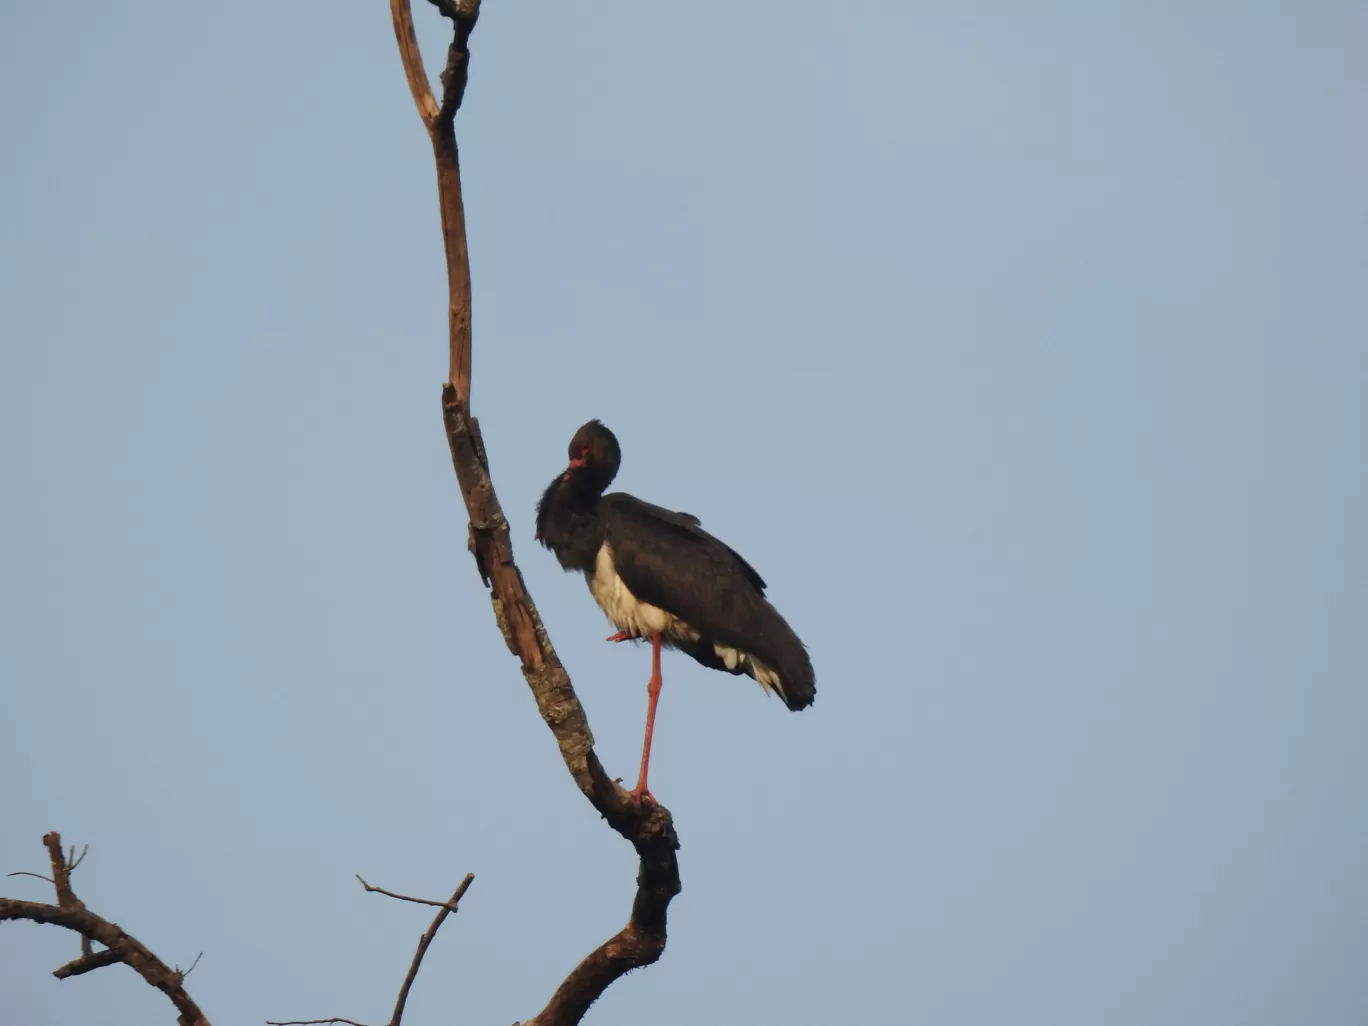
[615,775,656,806]
[605,631,637,643]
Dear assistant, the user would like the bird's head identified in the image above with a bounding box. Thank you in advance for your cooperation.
[563,419,621,492]
[535,420,622,543]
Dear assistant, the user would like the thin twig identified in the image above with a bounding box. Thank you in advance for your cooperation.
[66,844,93,954]
[6,871,55,884]
[355,874,466,912]
[390,874,475,1026]
[267,1020,374,1026]
[179,951,204,979]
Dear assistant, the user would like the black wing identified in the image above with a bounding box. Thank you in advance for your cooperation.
[601,493,767,595]
[599,493,814,710]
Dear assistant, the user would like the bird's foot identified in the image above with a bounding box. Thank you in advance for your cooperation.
[628,783,657,806]
[605,631,637,643]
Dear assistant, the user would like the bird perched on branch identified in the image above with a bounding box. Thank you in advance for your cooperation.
[535,420,815,803]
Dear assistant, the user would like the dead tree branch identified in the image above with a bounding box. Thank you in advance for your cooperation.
[388,874,475,1026]
[355,873,468,912]
[268,872,474,1026]
[387,3,683,1024]
[0,831,210,1026]
[54,947,123,978]
[389,0,479,404]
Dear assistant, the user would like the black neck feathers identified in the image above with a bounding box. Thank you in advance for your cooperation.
[536,474,604,573]
[535,420,622,574]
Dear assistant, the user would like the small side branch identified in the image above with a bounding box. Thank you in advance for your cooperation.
[355,873,468,912]
[1,832,210,1026]
[54,948,123,978]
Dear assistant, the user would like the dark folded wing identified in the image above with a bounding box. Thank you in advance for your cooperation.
[599,493,778,649]
[599,492,815,710]
[601,493,767,595]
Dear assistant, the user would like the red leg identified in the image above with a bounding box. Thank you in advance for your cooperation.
[629,631,663,804]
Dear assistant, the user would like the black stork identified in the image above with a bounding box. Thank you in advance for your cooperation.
[535,420,815,803]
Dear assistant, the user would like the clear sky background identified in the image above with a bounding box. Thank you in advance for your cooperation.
[3,3,1365,1025]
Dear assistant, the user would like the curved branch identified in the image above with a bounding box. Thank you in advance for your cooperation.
[2,833,210,1026]
[389,4,682,1024]
[389,0,439,126]
[390,0,478,404]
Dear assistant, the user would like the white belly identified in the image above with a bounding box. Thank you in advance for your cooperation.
[591,543,675,637]
[590,543,787,701]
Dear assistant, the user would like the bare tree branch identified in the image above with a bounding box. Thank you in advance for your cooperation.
[53,948,123,978]
[387,4,683,1024]
[355,873,468,912]
[389,874,475,1026]
[428,0,479,126]
[268,872,474,1026]
[1,832,210,1026]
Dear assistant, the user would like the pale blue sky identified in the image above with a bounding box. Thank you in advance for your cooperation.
[3,3,1366,1025]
